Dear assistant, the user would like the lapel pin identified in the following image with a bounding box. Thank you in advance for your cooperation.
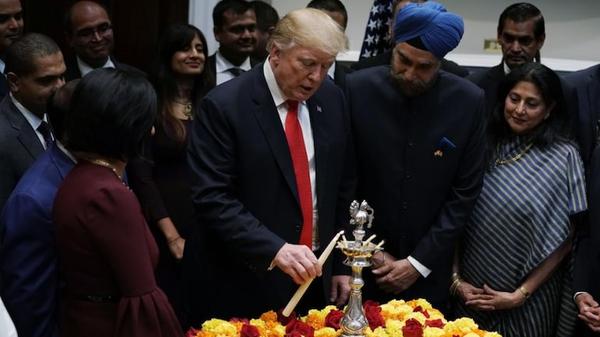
[434,150,443,157]
[317,105,322,112]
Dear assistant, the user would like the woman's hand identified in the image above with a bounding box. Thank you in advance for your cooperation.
[465,284,526,311]
[456,280,488,305]
[576,292,600,332]
[167,236,185,260]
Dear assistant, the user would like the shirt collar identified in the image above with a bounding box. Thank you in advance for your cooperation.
[327,61,336,79]
[10,93,46,130]
[77,56,116,77]
[216,50,251,74]
[0,59,5,74]
[503,61,511,75]
[263,58,287,108]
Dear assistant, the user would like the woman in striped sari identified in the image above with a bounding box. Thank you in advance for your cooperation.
[453,62,586,337]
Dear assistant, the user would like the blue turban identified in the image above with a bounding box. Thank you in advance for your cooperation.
[393,1,464,59]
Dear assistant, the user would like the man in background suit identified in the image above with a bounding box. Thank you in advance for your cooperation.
[249,1,279,62]
[0,33,65,211]
[467,3,545,115]
[209,0,258,86]
[307,0,352,88]
[570,64,600,336]
[0,0,23,98]
[345,1,485,311]
[0,80,77,337]
[185,8,353,324]
[63,1,141,80]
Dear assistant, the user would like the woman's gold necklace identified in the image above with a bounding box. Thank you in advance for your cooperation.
[174,99,193,119]
[495,142,534,166]
[87,158,123,180]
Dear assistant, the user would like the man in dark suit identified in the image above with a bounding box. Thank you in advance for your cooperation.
[185,8,353,324]
[570,64,600,336]
[345,2,485,311]
[0,80,77,337]
[63,1,141,81]
[0,0,24,98]
[307,0,353,88]
[209,0,258,86]
[565,64,599,168]
[0,33,66,211]
[467,3,545,115]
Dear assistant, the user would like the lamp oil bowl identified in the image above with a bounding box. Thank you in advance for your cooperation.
[337,200,384,337]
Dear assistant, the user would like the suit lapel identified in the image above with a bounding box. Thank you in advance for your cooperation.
[250,70,300,204]
[307,98,329,211]
[4,99,44,159]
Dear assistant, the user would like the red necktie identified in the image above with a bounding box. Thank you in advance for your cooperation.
[284,100,313,248]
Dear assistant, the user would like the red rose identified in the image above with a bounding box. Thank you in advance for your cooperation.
[413,306,430,318]
[185,327,200,337]
[241,324,260,337]
[363,302,385,330]
[402,318,423,337]
[325,309,344,329]
[230,317,250,324]
[277,309,297,326]
[425,319,445,328]
[286,319,315,337]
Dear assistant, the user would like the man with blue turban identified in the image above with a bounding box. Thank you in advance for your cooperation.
[345,1,485,311]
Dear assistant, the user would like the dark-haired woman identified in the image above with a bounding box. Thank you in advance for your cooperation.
[127,24,213,323]
[53,69,182,336]
[452,63,586,337]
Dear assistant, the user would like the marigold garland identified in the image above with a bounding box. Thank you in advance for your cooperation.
[188,299,502,337]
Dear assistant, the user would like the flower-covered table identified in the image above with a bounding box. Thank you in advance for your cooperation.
[187,299,502,337]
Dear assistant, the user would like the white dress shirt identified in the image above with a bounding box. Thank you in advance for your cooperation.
[77,56,115,77]
[0,297,17,337]
[263,60,320,250]
[10,94,52,149]
[215,51,252,86]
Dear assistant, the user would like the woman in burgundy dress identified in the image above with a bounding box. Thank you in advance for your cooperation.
[127,24,213,324]
[53,69,182,337]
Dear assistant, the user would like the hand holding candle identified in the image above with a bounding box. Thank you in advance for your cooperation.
[282,230,345,317]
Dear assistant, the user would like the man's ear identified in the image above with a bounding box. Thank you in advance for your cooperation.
[6,72,19,93]
[214,26,222,43]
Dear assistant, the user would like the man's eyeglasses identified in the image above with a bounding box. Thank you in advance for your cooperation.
[75,23,112,40]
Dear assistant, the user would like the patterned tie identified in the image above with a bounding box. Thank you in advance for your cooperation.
[228,67,244,77]
[37,121,53,149]
[284,100,313,248]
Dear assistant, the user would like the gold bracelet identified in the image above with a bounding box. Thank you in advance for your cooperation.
[517,285,530,299]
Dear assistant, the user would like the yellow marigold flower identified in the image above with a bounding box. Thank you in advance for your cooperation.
[483,332,502,337]
[201,319,238,337]
[381,301,413,321]
[406,298,433,310]
[444,317,479,335]
[315,327,338,337]
[197,331,216,337]
[403,312,427,325]
[385,318,403,337]
[423,327,445,337]
[260,311,278,323]
[464,333,480,337]
[266,324,286,337]
[305,309,326,329]
[366,326,390,337]
[426,309,445,321]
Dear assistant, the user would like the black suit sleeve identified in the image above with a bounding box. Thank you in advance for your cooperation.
[411,92,486,269]
[187,96,286,270]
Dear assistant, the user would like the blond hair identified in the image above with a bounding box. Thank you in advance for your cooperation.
[267,8,348,56]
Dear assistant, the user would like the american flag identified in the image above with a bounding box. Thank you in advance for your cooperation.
[359,0,394,60]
